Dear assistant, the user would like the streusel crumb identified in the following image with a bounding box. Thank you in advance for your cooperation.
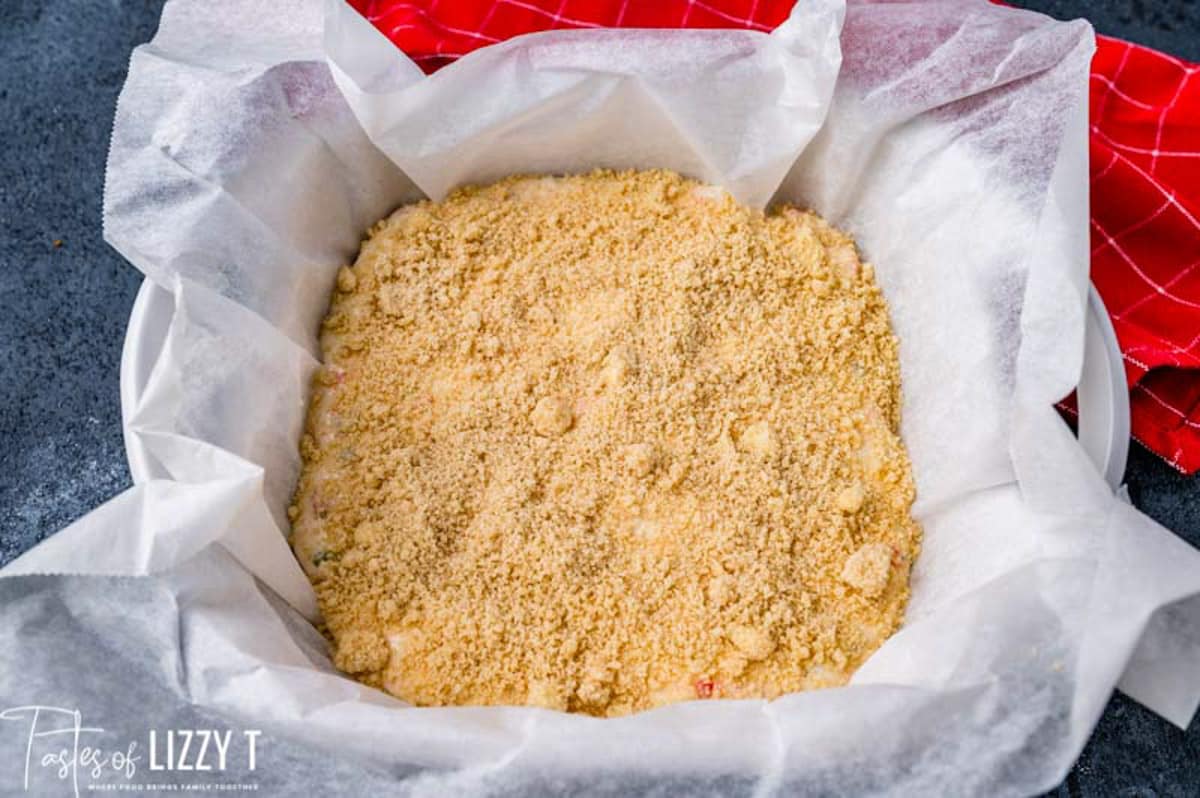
[290,169,921,716]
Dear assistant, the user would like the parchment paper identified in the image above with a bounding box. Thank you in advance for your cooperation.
[4,0,1200,794]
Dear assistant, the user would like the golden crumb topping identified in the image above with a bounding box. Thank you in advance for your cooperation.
[289,169,921,716]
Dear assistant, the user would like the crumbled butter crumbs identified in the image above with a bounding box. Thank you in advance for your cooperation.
[289,169,921,717]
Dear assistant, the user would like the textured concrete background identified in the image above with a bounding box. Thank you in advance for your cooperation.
[0,0,1196,794]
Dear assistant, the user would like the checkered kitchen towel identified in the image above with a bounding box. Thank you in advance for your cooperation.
[348,0,1200,474]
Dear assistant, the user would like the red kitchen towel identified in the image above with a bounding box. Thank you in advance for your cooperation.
[348,0,1200,474]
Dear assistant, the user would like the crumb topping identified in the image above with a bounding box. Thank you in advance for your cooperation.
[290,169,921,716]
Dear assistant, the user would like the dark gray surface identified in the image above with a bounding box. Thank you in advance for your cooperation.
[0,0,1196,795]
[0,0,147,563]
[1022,0,1200,61]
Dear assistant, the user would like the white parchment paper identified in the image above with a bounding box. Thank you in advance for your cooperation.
[4,0,1200,794]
